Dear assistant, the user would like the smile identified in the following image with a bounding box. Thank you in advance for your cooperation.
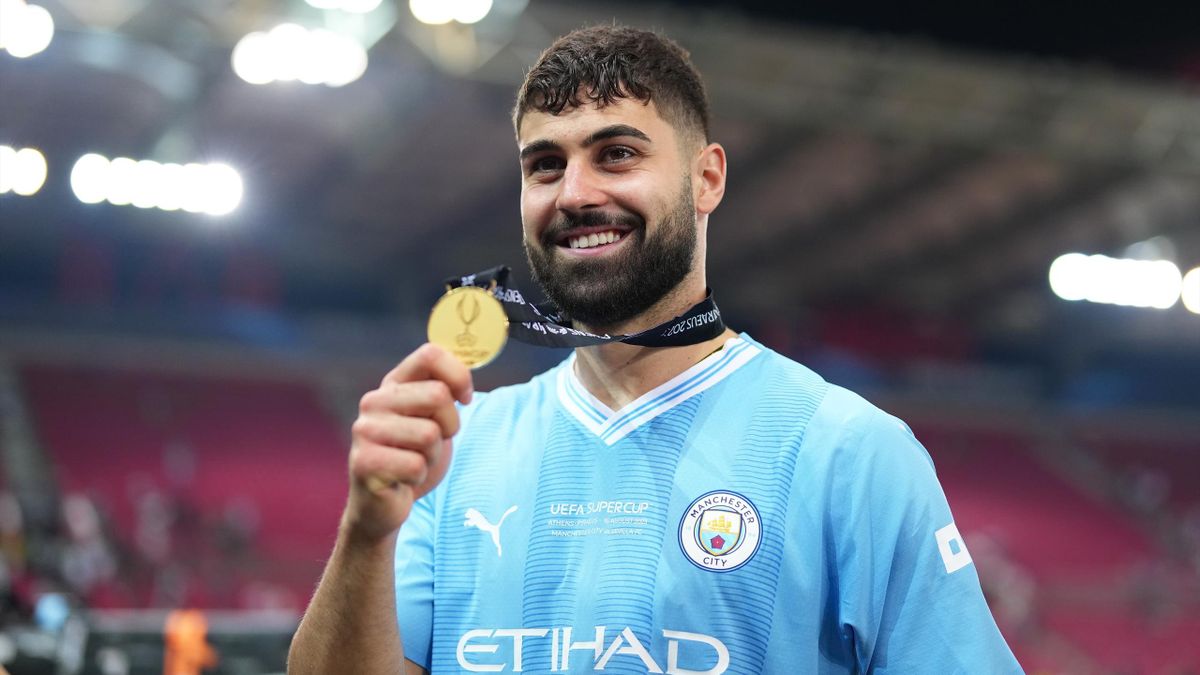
[567,230,625,249]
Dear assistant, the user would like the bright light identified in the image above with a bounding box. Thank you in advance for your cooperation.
[70,153,110,204]
[305,0,382,12]
[267,23,308,82]
[1141,260,1183,309]
[0,145,47,196]
[199,163,244,216]
[155,163,186,211]
[1183,267,1200,315]
[0,0,24,51]
[106,157,137,206]
[1048,253,1089,302]
[1049,252,1183,310]
[231,32,275,85]
[231,24,368,86]
[409,0,495,25]
[453,0,493,24]
[409,0,454,24]
[180,163,209,213]
[341,0,383,12]
[313,29,368,87]
[69,153,243,216]
[0,1,54,58]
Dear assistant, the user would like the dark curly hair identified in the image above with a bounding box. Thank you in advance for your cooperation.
[513,24,710,145]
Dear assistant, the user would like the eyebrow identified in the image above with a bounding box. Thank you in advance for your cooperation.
[519,124,652,161]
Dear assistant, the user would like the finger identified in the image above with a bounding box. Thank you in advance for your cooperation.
[370,381,461,438]
[417,439,454,499]
[360,381,445,415]
[383,344,473,404]
[353,442,431,491]
[353,415,445,454]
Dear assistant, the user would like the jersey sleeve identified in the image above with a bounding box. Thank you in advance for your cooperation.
[394,487,437,670]
[832,410,1023,674]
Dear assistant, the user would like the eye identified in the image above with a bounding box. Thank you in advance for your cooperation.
[600,146,636,164]
[527,156,564,175]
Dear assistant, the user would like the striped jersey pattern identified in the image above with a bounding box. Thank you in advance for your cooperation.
[394,334,1022,674]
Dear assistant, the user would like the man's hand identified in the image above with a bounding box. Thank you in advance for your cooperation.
[344,343,473,543]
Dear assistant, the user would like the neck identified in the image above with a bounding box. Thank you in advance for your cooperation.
[571,283,736,410]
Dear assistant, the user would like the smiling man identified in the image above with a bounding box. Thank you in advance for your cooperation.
[288,25,1022,674]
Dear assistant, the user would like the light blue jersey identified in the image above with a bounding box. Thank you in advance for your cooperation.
[395,334,1022,674]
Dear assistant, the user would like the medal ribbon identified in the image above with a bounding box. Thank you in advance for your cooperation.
[446,266,726,348]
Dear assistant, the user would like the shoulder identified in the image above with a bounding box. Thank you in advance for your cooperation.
[814,384,918,445]
[819,384,933,473]
[802,385,947,528]
[729,334,830,406]
[740,336,935,483]
[727,334,922,451]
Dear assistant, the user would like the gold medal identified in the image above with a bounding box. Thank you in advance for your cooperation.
[427,285,508,368]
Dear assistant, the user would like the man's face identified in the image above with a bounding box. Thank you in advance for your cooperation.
[518,97,699,330]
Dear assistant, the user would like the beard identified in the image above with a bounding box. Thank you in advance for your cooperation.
[524,176,696,330]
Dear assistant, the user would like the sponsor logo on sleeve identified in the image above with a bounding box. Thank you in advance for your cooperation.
[934,522,973,574]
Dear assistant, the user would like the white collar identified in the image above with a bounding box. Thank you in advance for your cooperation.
[556,335,761,446]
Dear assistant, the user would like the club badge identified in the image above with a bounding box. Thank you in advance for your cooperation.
[678,490,762,573]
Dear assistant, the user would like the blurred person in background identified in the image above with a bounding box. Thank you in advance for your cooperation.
[0,492,29,627]
[59,494,117,606]
[289,24,1021,674]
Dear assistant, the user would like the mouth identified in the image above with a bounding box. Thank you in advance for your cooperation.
[553,225,635,255]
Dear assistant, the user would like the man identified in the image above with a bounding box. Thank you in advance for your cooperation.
[289,25,1022,674]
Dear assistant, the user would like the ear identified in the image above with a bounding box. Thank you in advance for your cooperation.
[694,142,726,216]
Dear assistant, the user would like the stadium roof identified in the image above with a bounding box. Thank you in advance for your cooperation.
[2,0,1198,360]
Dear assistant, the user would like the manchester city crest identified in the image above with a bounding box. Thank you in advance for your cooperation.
[678,490,762,572]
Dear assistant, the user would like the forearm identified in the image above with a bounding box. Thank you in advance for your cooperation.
[288,344,467,675]
[287,524,406,675]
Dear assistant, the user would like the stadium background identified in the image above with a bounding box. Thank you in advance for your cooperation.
[1,0,1199,673]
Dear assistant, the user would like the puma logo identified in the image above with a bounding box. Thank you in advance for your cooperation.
[463,505,518,557]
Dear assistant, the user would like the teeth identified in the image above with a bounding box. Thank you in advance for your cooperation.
[566,230,623,250]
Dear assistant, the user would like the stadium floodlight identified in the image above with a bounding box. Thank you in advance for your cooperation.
[410,0,493,25]
[231,24,368,86]
[0,1,54,58]
[1048,253,1089,302]
[105,157,138,206]
[231,32,275,85]
[1183,267,1200,315]
[0,145,48,196]
[70,153,110,203]
[69,153,244,216]
[453,0,493,24]
[198,163,244,216]
[14,147,47,196]
[155,163,187,211]
[130,159,163,209]
[305,0,383,12]
[341,0,384,12]
[1049,252,1182,310]
[409,0,453,25]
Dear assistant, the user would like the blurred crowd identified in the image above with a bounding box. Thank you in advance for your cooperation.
[0,472,293,632]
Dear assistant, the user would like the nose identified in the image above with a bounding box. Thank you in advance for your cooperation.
[555,161,608,214]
